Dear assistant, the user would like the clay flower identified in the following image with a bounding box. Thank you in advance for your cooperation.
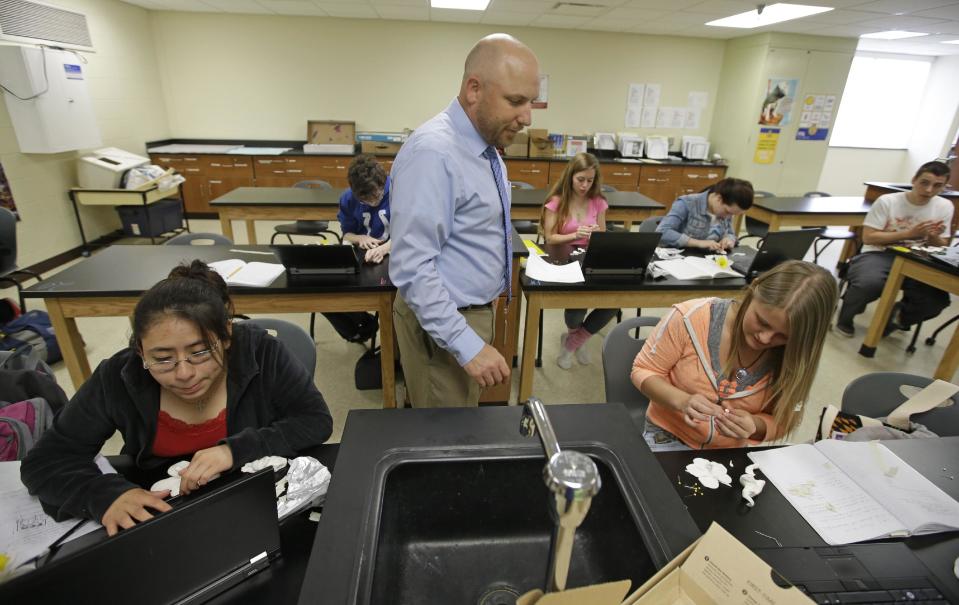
[685,457,733,489]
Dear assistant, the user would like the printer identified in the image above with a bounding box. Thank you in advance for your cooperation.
[681,136,710,161]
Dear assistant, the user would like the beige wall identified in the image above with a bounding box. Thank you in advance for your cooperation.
[0,0,170,267]
[149,13,726,141]
[708,33,857,196]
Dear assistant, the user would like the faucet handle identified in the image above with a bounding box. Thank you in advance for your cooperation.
[545,450,601,501]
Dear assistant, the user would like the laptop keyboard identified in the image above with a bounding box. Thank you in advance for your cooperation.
[797,580,946,603]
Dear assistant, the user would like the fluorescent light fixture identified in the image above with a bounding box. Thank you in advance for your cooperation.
[942,39,959,44]
[706,3,832,28]
[860,30,929,40]
[430,0,490,9]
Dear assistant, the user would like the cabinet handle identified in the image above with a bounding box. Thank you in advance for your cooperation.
[209,180,222,184]
[337,166,346,170]
[271,170,285,174]
[687,174,699,179]
[210,163,222,167]
[158,157,172,162]
[257,160,273,164]
[287,169,303,173]
[234,163,248,167]
[183,157,198,162]
[708,173,718,178]
[185,168,200,173]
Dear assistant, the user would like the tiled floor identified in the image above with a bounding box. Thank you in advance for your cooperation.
[6,218,956,452]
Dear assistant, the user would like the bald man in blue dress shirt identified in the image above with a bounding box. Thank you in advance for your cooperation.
[389,34,540,407]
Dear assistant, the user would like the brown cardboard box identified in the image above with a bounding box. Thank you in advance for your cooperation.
[360,140,403,156]
[623,523,813,605]
[503,132,529,157]
[307,120,356,145]
[528,128,554,158]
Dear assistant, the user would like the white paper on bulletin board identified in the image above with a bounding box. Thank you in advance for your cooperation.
[533,74,548,109]
[643,84,661,108]
[688,91,708,109]
[625,83,645,128]
[640,106,657,128]
[685,108,701,129]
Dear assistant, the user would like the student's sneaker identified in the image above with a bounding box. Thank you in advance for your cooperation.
[833,322,854,338]
[557,333,574,370]
[575,341,591,365]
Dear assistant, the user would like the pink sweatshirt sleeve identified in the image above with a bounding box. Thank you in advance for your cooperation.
[630,307,686,390]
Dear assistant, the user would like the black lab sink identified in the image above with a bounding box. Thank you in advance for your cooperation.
[369,455,655,604]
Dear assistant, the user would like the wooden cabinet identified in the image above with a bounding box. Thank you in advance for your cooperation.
[639,166,681,206]
[504,160,549,189]
[599,164,641,190]
[676,167,725,197]
[150,154,253,213]
[253,156,350,188]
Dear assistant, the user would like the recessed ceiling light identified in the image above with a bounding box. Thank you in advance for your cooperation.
[860,30,929,39]
[706,3,833,28]
[943,39,959,44]
[430,0,490,9]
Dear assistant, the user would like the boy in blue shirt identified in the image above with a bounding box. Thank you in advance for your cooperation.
[323,155,391,342]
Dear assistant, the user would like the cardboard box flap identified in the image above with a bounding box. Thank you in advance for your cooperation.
[517,580,632,605]
[625,523,812,605]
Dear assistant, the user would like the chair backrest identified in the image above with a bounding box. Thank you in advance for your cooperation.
[164,232,233,246]
[242,318,317,377]
[293,180,333,190]
[841,372,959,436]
[601,316,662,425]
[803,191,831,197]
[753,190,776,198]
[638,217,662,233]
[0,207,18,275]
[601,184,618,193]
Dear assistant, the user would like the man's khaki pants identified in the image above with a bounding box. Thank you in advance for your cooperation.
[393,294,495,407]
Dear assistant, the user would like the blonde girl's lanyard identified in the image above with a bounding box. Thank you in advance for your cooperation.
[681,302,767,446]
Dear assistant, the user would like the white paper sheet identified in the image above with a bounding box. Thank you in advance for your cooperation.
[641,106,658,129]
[209,259,285,287]
[524,254,584,284]
[688,91,708,109]
[654,257,741,280]
[643,83,661,108]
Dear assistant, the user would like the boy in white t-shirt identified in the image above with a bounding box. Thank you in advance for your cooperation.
[835,161,953,337]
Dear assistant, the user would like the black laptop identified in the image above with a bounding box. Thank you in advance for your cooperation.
[0,468,280,605]
[929,246,959,270]
[730,228,821,280]
[581,232,662,281]
[271,244,360,277]
[757,543,954,603]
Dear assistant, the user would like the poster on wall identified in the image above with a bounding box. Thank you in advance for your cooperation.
[758,78,799,126]
[625,83,645,128]
[0,162,17,219]
[796,93,837,141]
[533,74,548,109]
[753,127,781,164]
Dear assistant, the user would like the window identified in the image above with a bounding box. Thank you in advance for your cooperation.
[829,53,932,149]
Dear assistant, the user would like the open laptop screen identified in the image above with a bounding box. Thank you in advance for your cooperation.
[1,468,280,605]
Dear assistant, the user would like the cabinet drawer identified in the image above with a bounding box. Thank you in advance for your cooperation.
[599,164,640,186]
[640,166,680,180]
[681,167,724,187]
[505,160,549,189]
[295,156,351,178]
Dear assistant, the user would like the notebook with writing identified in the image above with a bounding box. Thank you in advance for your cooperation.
[581,232,662,281]
[0,468,280,605]
[271,244,360,277]
[730,228,820,280]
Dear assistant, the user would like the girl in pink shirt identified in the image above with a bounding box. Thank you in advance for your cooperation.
[631,261,837,449]
[540,153,617,369]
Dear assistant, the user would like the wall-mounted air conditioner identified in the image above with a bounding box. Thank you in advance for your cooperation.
[0,0,94,52]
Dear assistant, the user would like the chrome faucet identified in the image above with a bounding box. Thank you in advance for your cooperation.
[520,398,601,593]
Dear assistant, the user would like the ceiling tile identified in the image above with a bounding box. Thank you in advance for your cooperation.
[651,11,717,26]
[600,7,669,21]
[913,4,959,19]
[256,0,330,16]
[487,0,556,14]
[909,20,959,33]
[761,20,827,34]
[678,24,744,38]
[374,5,430,19]
[430,7,484,22]
[582,18,632,31]
[480,11,537,25]
[145,0,222,11]
[314,3,380,17]
[802,9,890,25]
[813,24,888,36]
[851,0,959,14]
[622,0,703,9]
[369,0,428,5]
[201,0,271,12]
[857,14,951,28]
[529,14,592,28]
[626,20,696,33]
[684,0,766,16]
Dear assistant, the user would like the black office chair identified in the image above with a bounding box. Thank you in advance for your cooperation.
[739,190,775,247]
[0,207,41,311]
[164,232,233,246]
[510,180,539,236]
[602,185,628,232]
[800,191,857,265]
[638,217,662,233]
[270,181,342,245]
[242,317,317,376]
[602,316,661,430]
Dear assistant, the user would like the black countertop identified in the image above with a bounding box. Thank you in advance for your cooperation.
[865,181,959,198]
[753,196,872,214]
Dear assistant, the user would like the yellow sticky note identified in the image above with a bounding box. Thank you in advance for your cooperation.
[523,239,545,256]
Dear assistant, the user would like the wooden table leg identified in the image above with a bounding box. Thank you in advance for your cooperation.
[45,298,91,390]
[378,292,396,408]
[220,216,234,241]
[518,293,542,402]
[245,220,258,245]
[733,213,743,237]
[838,226,862,267]
[859,256,905,357]
[768,216,782,233]
[934,325,959,380]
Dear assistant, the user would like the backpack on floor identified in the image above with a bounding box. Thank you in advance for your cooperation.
[0,310,61,364]
[0,396,54,461]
